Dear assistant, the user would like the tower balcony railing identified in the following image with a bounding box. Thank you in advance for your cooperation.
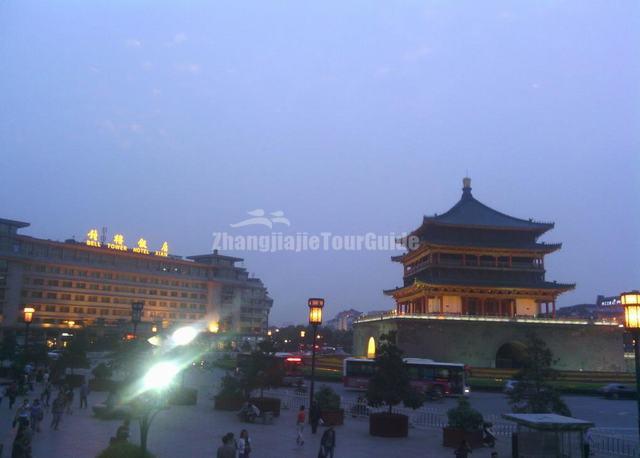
[355,310,622,327]
[405,259,543,274]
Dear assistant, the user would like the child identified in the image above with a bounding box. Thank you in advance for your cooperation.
[296,405,305,446]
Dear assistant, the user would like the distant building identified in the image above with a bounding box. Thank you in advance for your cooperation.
[555,294,623,322]
[326,309,362,331]
[0,218,273,340]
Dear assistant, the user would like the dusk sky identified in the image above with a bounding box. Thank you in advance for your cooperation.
[1,1,638,325]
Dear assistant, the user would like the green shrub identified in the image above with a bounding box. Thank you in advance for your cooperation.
[96,442,155,458]
[447,398,484,431]
[216,373,244,400]
[315,385,340,410]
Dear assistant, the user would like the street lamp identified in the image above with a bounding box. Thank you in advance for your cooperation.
[307,298,324,409]
[622,290,640,439]
[23,307,35,352]
[131,301,145,338]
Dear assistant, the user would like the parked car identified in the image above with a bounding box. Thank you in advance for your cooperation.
[598,383,636,399]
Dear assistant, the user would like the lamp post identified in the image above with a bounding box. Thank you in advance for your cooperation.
[23,307,35,353]
[307,298,324,409]
[131,301,145,338]
[621,291,640,440]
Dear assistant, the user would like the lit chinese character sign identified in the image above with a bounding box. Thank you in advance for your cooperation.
[133,238,150,255]
[85,228,169,257]
[107,234,127,251]
[86,229,101,247]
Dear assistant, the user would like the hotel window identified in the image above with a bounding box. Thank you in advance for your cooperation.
[76,283,86,289]
[35,265,46,273]
[179,313,186,319]
[189,304,196,309]
[169,313,176,319]
[90,283,99,290]
[46,292,56,299]
[148,301,156,306]
[190,293,197,299]
[59,306,70,313]
[169,302,177,308]
[160,291,167,296]
[33,278,44,285]
[88,296,98,302]
[61,294,71,300]
[179,304,186,309]
[160,301,167,307]
[100,297,110,303]
[47,280,59,286]
[74,295,85,301]
[100,309,109,316]
[104,273,113,279]
[73,307,84,313]
[170,291,178,297]
[31,291,43,298]
[78,270,88,277]
[91,271,100,278]
[199,305,206,311]
[87,308,97,314]
[180,292,188,298]
[45,305,56,312]
[62,281,72,288]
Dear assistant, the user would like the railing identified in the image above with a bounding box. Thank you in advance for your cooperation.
[590,431,639,457]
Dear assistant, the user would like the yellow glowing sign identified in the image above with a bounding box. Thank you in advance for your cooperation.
[133,238,150,254]
[86,228,101,247]
[107,234,127,251]
[85,228,169,257]
[154,241,169,257]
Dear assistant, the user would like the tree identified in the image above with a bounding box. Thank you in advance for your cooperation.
[508,333,571,416]
[366,332,424,413]
[239,339,282,398]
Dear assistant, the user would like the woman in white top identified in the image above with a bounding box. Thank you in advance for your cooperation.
[237,429,251,458]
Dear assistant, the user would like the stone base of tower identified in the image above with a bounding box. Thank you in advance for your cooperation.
[353,315,625,372]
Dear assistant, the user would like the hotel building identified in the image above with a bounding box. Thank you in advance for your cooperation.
[0,218,273,338]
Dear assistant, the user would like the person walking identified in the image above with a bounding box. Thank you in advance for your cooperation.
[296,405,306,446]
[11,417,33,458]
[79,382,89,409]
[29,400,43,433]
[40,382,51,409]
[320,426,336,458]
[216,433,236,458]
[237,429,251,458]
[454,440,472,458]
[7,382,18,409]
[13,399,30,427]
[50,396,64,430]
[64,385,74,414]
[310,401,321,434]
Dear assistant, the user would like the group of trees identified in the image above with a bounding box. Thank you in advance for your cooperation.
[364,331,571,418]
[266,325,353,353]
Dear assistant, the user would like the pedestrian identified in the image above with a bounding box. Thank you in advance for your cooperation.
[13,399,30,427]
[216,433,236,458]
[64,385,74,414]
[584,429,592,457]
[310,401,321,434]
[50,396,64,430]
[296,405,306,446]
[29,399,44,433]
[12,417,33,458]
[8,382,18,409]
[79,382,89,409]
[113,418,130,443]
[454,440,472,458]
[42,370,49,386]
[320,425,336,458]
[237,429,251,458]
[40,382,51,409]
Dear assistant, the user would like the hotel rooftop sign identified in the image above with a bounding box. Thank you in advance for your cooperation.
[85,228,169,257]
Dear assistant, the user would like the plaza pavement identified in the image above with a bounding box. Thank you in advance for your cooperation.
[0,370,513,457]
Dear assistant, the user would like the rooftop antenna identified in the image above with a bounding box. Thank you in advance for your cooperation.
[101,226,108,244]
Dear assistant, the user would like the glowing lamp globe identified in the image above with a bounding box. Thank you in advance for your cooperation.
[171,326,198,346]
[621,291,640,330]
[142,361,180,390]
[308,298,325,325]
[23,307,35,324]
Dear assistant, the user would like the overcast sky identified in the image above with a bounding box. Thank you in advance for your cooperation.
[1,1,638,324]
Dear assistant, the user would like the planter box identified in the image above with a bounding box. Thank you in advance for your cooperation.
[369,413,409,437]
[89,378,119,392]
[169,387,198,405]
[250,397,281,417]
[442,427,483,448]
[214,397,244,411]
[321,409,344,426]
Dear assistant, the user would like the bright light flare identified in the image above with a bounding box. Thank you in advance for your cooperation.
[172,326,198,346]
[147,335,162,347]
[142,361,180,390]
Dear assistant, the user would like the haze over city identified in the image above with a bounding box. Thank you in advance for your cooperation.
[1,1,638,325]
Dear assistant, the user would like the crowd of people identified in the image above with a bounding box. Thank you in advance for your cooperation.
[1,364,91,458]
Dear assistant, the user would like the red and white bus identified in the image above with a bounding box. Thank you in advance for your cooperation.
[343,357,469,396]
[237,352,304,386]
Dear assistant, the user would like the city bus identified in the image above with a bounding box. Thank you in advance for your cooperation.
[342,357,469,397]
[237,352,304,386]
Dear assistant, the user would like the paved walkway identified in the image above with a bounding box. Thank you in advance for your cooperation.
[0,370,511,457]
